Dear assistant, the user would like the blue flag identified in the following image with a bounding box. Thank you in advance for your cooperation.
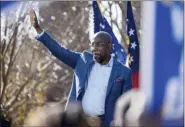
[92,1,126,64]
[140,1,183,126]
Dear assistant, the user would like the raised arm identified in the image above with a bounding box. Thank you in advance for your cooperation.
[29,9,80,69]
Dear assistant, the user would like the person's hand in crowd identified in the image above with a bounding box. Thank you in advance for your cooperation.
[113,89,146,127]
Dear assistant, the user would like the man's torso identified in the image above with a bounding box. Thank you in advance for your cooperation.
[82,56,114,116]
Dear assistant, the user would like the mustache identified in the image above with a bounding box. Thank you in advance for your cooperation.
[92,51,101,54]
[93,52,100,55]
[92,48,101,53]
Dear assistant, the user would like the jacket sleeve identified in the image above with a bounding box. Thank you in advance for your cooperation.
[36,31,80,69]
[122,69,132,93]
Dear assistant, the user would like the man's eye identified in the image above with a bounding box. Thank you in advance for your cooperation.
[97,43,101,46]
[90,42,104,47]
[97,43,104,46]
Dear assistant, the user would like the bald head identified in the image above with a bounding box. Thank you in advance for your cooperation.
[92,31,112,44]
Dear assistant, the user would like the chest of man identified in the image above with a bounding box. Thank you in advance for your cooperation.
[74,57,124,102]
[81,63,113,116]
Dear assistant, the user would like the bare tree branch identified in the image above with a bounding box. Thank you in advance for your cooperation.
[108,1,113,27]
[1,24,19,105]
[3,24,17,56]
[7,47,36,110]
[1,17,8,55]
[111,20,128,50]
[7,77,32,110]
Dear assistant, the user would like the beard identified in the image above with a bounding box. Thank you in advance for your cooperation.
[94,55,105,64]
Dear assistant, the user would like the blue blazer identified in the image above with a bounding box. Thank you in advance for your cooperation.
[36,31,132,126]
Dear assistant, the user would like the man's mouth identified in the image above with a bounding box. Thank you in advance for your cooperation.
[93,53,100,58]
[93,51,100,56]
[93,52,100,60]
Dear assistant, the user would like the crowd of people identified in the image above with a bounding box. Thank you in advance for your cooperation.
[23,87,155,127]
[0,88,166,127]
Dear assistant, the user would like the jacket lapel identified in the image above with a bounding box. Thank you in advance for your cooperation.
[76,55,94,100]
[106,58,120,97]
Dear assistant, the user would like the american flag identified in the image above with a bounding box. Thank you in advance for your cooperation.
[92,1,126,64]
[126,1,140,88]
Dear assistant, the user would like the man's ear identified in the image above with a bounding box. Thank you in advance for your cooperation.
[108,42,112,48]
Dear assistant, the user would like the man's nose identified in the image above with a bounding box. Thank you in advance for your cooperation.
[91,46,98,52]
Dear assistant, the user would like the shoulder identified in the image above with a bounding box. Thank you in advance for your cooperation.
[81,50,93,58]
[81,50,93,56]
[115,59,132,74]
[78,50,93,62]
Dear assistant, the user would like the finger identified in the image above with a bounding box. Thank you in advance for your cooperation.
[29,9,37,21]
[32,9,37,17]
[29,8,34,15]
[29,9,36,17]
[30,8,35,13]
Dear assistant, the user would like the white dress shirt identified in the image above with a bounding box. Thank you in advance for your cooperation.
[82,56,113,116]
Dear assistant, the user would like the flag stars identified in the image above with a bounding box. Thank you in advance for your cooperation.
[130,56,134,62]
[131,41,137,49]
[121,49,124,52]
[100,23,105,29]
[126,19,129,22]
[129,28,135,36]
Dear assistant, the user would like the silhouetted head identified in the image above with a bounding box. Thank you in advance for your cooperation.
[91,31,112,64]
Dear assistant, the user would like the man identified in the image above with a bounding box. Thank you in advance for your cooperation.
[30,9,132,126]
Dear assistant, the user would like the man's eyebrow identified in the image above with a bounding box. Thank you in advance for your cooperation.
[95,41,104,43]
[91,41,103,44]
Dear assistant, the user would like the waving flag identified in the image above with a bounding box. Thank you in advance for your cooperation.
[140,1,183,126]
[126,1,140,88]
[92,1,126,64]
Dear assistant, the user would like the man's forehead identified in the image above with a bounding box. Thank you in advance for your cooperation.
[91,31,112,43]
[91,36,104,43]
